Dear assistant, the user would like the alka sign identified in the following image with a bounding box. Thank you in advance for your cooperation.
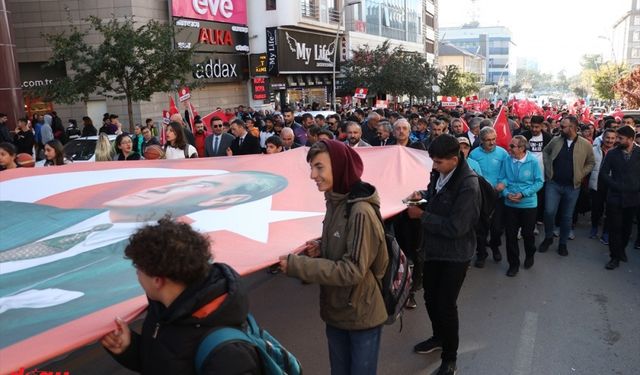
[174,19,249,53]
[266,28,339,74]
[171,0,247,25]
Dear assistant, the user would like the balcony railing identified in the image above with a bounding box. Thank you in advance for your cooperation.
[300,0,319,19]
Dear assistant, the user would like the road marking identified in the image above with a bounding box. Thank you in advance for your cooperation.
[513,311,538,375]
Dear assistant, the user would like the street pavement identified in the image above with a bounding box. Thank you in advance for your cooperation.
[41,217,640,374]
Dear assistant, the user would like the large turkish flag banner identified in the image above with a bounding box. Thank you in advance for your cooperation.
[0,146,431,373]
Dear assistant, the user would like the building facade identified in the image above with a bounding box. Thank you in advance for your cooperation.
[6,0,250,128]
[438,42,485,82]
[440,25,516,87]
[612,0,640,69]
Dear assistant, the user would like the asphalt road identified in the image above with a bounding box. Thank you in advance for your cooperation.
[40,217,640,374]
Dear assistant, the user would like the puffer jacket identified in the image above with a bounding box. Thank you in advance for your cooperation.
[419,157,481,263]
[287,182,389,330]
[111,263,262,375]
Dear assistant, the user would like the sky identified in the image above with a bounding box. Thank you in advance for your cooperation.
[438,0,631,75]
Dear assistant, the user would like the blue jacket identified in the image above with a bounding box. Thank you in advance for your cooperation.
[469,146,509,187]
[500,152,544,209]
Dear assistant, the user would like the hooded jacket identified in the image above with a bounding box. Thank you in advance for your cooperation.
[419,156,481,262]
[287,182,389,330]
[41,115,54,145]
[111,263,261,375]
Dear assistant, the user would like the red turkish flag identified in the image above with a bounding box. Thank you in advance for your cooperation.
[0,147,432,372]
[493,106,512,150]
[168,96,179,116]
[460,117,470,133]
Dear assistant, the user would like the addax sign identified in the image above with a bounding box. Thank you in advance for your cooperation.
[192,53,248,83]
[171,0,247,25]
[174,18,249,53]
[266,28,339,74]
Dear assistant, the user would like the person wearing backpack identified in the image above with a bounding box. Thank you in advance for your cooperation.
[101,216,262,374]
[406,134,481,375]
[279,139,389,375]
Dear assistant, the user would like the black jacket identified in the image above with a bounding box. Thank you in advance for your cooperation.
[231,133,262,155]
[370,137,397,146]
[111,263,261,375]
[419,157,481,262]
[598,145,640,208]
[14,130,35,155]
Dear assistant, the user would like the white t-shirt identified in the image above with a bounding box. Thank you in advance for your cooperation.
[529,134,545,174]
[165,144,198,159]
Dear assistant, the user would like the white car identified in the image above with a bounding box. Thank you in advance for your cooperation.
[36,135,117,166]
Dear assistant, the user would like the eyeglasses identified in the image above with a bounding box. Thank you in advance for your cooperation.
[212,124,222,128]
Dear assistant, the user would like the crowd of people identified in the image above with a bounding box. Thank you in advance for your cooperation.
[2,101,640,374]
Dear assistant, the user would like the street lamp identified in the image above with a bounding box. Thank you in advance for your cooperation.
[332,0,361,111]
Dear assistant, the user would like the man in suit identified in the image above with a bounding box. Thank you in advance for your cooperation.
[370,121,397,146]
[205,116,234,157]
[229,118,262,155]
[345,122,371,148]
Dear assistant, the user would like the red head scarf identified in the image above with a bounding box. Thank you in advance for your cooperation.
[320,140,363,194]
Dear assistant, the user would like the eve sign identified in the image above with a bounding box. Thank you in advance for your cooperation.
[172,0,247,25]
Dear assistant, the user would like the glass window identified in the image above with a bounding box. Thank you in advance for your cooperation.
[266,0,276,10]
[635,16,640,25]
[366,0,381,36]
[632,48,640,58]
[634,31,640,42]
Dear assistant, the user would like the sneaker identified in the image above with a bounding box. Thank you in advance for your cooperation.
[405,293,417,309]
[474,256,486,268]
[589,226,598,239]
[553,227,560,237]
[605,259,619,270]
[538,238,553,253]
[517,228,522,240]
[436,361,457,375]
[568,230,575,240]
[557,244,568,256]
[414,337,442,354]
[491,246,502,262]
[600,233,609,245]
[524,256,534,269]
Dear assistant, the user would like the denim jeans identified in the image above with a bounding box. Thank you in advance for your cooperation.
[326,324,382,375]
[544,180,580,245]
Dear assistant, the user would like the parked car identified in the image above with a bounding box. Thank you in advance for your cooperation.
[36,135,117,166]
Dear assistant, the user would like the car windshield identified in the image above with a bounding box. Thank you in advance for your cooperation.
[64,139,97,161]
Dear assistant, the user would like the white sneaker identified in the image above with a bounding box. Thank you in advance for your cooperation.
[568,230,575,240]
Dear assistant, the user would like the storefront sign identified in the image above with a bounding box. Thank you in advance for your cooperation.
[252,78,269,101]
[171,0,247,25]
[266,28,339,74]
[174,19,249,53]
[19,62,67,89]
[192,54,248,83]
[249,53,268,77]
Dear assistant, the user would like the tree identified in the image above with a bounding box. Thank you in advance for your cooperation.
[592,62,629,100]
[36,15,194,131]
[613,66,640,108]
[341,40,437,102]
[438,65,480,97]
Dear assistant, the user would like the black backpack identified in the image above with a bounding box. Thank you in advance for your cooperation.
[346,201,413,326]
[474,174,497,231]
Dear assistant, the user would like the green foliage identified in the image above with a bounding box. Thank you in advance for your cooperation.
[341,40,437,101]
[592,62,629,100]
[37,15,193,130]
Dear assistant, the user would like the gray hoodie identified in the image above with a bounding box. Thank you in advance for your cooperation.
[41,115,54,144]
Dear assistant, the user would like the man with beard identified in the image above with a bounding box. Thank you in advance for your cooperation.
[344,122,371,147]
[283,108,306,145]
[451,118,466,138]
[362,112,381,144]
[589,129,616,241]
[423,120,447,151]
[193,119,209,157]
[522,115,552,228]
[204,117,234,157]
[599,126,640,269]
[371,121,396,146]
[539,116,594,256]
[13,118,35,156]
